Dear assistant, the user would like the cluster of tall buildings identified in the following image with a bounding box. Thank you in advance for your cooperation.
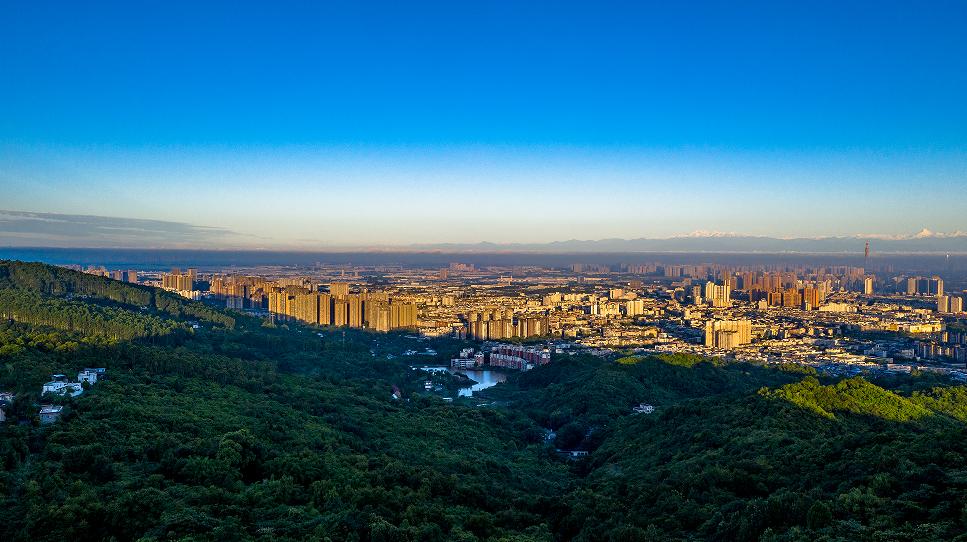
[462,310,549,340]
[702,281,733,307]
[705,319,753,349]
[906,276,944,296]
[268,283,417,332]
[570,263,611,273]
[915,328,967,362]
[685,281,733,307]
[210,275,275,309]
[752,286,826,310]
[663,264,714,278]
[161,268,197,292]
[937,295,965,314]
[83,266,138,283]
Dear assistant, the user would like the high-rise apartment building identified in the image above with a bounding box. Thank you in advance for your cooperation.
[318,293,332,325]
[332,300,349,326]
[703,281,731,307]
[348,295,364,328]
[907,276,943,296]
[802,287,822,310]
[289,292,321,324]
[907,277,918,295]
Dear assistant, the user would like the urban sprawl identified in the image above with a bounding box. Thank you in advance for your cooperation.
[72,259,967,381]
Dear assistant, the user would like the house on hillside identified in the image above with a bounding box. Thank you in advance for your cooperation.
[42,375,83,397]
[39,405,63,424]
[78,370,100,385]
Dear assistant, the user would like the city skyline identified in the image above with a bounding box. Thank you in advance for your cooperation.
[2,2,966,247]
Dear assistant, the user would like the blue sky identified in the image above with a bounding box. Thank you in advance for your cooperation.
[1,1,965,247]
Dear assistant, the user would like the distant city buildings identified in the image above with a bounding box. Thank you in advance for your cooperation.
[78,257,967,373]
[82,266,138,283]
[463,310,549,340]
[268,288,418,332]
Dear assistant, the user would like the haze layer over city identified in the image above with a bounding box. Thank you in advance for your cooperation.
[2,2,967,541]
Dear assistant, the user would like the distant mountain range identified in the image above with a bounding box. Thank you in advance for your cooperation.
[410,231,967,254]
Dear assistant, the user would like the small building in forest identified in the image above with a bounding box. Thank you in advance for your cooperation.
[78,370,100,385]
[39,405,63,424]
[632,403,655,414]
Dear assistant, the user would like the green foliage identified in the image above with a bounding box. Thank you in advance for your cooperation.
[760,377,933,421]
[0,260,235,329]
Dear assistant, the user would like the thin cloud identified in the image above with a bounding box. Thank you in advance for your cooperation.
[0,209,253,248]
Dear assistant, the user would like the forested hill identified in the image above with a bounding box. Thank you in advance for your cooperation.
[0,260,235,338]
[2,260,967,541]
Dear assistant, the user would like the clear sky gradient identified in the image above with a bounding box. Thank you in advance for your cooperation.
[1,1,965,248]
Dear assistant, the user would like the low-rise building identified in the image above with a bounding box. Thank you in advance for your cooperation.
[39,405,63,424]
[78,369,100,385]
[42,377,83,398]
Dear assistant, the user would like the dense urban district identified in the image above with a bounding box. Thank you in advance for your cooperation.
[3,257,967,541]
[95,255,967,376]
